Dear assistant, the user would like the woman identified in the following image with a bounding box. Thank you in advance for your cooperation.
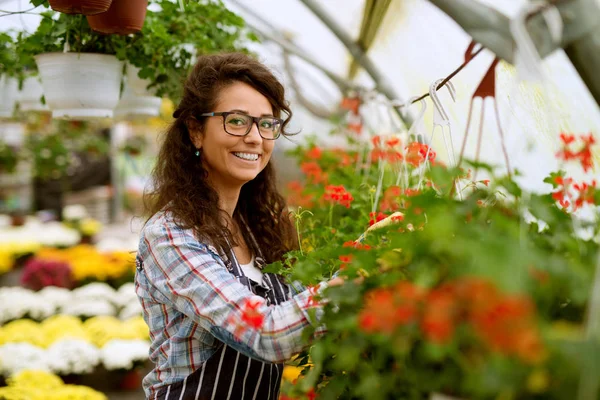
[135,52,344,399]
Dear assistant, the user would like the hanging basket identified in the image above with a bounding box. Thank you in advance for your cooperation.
[48,0,113,15]
[35,53,123,120]
[0,76,19,119]
[115,63,160,119]
[18,76,49,112]
[87,0,148,35]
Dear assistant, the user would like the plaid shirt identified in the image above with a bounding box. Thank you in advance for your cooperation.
[135,211,327,397]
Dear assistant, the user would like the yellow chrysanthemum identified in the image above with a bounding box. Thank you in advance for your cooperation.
[0,320,44,347]
[84,316,128,347]
[40,315,89,346]
[34,246,135,283]
[7,370,63,390]
[46,385,108,400]
[124,316,150,340]
[0,249,13,274]
[79,218,102,236]
[0,386,42,400]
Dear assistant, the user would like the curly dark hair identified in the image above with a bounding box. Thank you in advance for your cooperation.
[144,52,298,263]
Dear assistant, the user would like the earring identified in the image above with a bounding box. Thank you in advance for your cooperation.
[195,149,200,157]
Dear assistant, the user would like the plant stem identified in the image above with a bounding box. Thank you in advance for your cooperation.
[296,217,303,256]
[329,203,334,228]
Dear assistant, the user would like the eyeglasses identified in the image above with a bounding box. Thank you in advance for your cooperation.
[199,111,283,140]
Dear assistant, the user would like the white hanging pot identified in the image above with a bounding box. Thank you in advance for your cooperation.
[35,52,123,120]
[126,63,155,96]
[114,63,161,118]
[114,94,162,119]
[17,75,49,112]
[0,76,19,119]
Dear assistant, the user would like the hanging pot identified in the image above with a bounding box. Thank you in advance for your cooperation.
[17,76,49,112]
[35,53,123,120]
[48,0,113,15]
[87,0,148,35]
[115,63,161,119]
[0,76,19,119]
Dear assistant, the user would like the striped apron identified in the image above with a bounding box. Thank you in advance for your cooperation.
[153,224,291,400]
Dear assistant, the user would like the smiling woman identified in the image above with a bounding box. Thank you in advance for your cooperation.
[136,52,344,400]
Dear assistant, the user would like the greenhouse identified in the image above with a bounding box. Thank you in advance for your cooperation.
[0,0,599,399]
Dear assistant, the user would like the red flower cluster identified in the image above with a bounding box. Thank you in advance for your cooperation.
[371,135,403,163]
[21,258,74,290]
[557,132,596,172]
[305,146,322,160]
[323,185,354,208]
[405,142,436,167]
[358,278,545,364]
[286,181,315,208]
[300,161,328,184]
[369,211,388,226]
[338,254,353,270]
[230,298,265,340]
[552,175,597,211]
[343,241,372,250]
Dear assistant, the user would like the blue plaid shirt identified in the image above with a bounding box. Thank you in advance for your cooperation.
[135,211,328,397]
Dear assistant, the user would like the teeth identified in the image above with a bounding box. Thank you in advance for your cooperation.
[233,152,259,161]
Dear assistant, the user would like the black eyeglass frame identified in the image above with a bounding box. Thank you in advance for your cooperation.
[199,111,283,140]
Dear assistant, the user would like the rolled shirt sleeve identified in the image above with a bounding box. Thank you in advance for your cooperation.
[141,218,328,364]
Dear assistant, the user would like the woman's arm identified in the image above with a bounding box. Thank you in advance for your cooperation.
[140,218,330,364]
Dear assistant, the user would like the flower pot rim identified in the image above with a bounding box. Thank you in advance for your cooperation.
[34,52,121,62]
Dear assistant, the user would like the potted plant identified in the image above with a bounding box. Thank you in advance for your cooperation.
[272,133,600,399]
[87,0,148,35]
[23,11,126,119]
[0,32,20,119]
[32,0,114,16]
[120,0,257,102]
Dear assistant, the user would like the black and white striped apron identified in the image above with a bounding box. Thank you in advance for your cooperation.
[153,224,291,400]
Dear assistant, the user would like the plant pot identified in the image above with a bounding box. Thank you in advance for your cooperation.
[0,76,18,119]
[18,76,49,112]
[35,53,123,120]
[48,0,113,15]
[87,0,148,35]
[115,64,161,118]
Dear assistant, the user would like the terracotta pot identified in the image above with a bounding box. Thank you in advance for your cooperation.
[48,0,113,15]
[87,0,148,35]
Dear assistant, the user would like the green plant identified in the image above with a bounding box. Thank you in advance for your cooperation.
[21,11,127,56]
[121,0,258,101]
[0,32,19,79]
[267,132,600,400]
[0,139,20,174]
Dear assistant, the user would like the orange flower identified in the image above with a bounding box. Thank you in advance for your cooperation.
[300,161,328,184]
[306,146,322,160]
[339,254,353,270]
[323,185,354,208]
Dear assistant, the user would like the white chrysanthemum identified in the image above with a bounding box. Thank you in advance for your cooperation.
[34,222,80,247]
[46,339,100,374]
[100,339,150,370]
[72,282,116,303]
[61,299,116,318]
[38,286,72,310]
[95,236,138,253]
[0,343,49,376]
[0,287,56,323]
[119,302,143,321]
[114,283,138,308]
[63,204,88,220]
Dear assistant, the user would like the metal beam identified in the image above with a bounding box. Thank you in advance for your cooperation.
[298,0,412,126]
[428,0,600,106]
[228,0,354,93]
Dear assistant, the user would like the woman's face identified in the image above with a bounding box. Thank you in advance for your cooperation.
[193,81,276,188]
